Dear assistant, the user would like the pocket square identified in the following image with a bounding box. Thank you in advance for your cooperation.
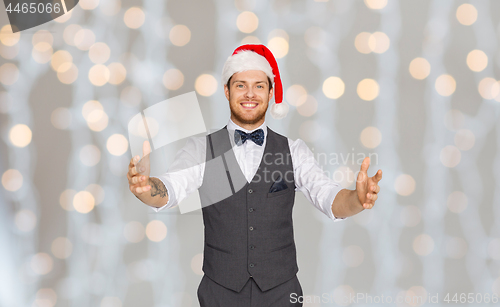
[269,175,288,193]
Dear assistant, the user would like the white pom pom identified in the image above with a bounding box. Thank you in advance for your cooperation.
[270,101,289,119]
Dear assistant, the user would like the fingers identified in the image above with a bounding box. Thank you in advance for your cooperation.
[130,184,151,194]
[373,169,382,183]
[359,157,370,174]
[128,155,140,177]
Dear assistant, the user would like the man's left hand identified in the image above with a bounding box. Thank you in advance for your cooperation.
[356,157,382,209]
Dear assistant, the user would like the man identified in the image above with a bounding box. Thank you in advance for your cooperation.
[127,44,382,306]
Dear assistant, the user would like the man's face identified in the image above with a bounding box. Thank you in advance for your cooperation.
[224,70,273,128]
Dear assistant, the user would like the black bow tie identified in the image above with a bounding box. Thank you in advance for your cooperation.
[234,129,264,146]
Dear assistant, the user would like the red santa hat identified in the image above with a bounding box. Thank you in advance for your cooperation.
[221,44,289,119]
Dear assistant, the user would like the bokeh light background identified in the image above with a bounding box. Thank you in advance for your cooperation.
[1,0,500,306]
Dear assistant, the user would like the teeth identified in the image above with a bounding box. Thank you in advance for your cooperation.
[242,103,257,107]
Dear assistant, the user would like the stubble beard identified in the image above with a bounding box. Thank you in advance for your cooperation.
[229,93,268,126]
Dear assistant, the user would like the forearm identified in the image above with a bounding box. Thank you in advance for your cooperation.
[135,177,169,208]
[331,188,364,219]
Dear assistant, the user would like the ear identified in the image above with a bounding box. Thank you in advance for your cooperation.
[269,86,273,100]
[224,83,230,101]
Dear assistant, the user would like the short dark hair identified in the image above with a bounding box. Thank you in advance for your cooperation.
[226,75,273,94]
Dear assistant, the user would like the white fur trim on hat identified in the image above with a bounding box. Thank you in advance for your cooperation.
[221,50,275,86]
[270,100,289,119]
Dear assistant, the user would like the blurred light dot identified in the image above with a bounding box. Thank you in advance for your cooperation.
[15,209,36,232]
[445,237,467,259]
[59,189,76,211]
[121,86,142,106]
[30,253,53,275]
[86,184,105,204]
[35,288,57,307]
[169,25,191,47]
[0,43,19,59]
[73,191,95,213]
[409,57,431,80]
[286,85,307,107]
[371,32,390,53]
[108,62,127,85]
[163,68,184,90]
[444,109,464,131]
[478,77,500,99]
[146,220,167,242]
[333,166,355,189]
[364,0,387,10]
[0,25,20,46]
[124,7,145,29]
[0,63,19,85]
[32,42,53,64]
[9,124,32,147]
[394,174,415,196]
[296,95,318,117]
[51,237,73,259]
[195,74,217,96]
[304,26,327,48]
[124,221,145,243]
[267,37,289,58]
[440,145,461,167]
[82,100,108,131]
[456,3,477,26]
[191,253,204,275]
[360,126,382,148]
[88,64,110,86]
[80,145,101,166]
[454,129,475,151]
[63,24,82,46]
[51,50,73,72]
[413,234,434,256]
[400,205,421,227]
[447,191,467,213]
[2,169,23,191]
[299,120,322,143]
[467,49,488,72]
[89,42,110,64]
[107,134,128,156]
[32,30,53,47]
[241,35,261,44]
[79,0,99,10]
[435,74,456,96]
[342,245,364,267]
[323,76,345,99]
[355,32,375,54]
[100,297,122,307]
[100,0,121,16]
[51,107,72,130]
[236,11,259,34]
[57,63,78,84]
[74,29,96,51]
[234,0,256,11]
[487,238,500,260]
[357,78,379,101]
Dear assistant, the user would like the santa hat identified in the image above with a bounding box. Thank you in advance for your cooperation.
[221,44,289,119]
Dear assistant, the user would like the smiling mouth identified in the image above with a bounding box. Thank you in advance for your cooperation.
[240,102,258,109]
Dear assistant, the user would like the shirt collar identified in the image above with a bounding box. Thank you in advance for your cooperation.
[227,118,267,146]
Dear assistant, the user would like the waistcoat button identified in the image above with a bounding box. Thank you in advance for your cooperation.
[249,263,255,267]
[249,226,254,231]
[248,189,253,193]
[249,208,254,212]
[249,244,254,249]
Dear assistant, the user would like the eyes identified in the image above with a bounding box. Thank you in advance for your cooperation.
[236,84,265,89]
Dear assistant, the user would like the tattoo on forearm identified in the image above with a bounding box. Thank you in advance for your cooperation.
[149,178,167,198]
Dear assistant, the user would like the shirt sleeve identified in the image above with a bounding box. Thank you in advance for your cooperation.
[146,136,205,212]
[289,138,347,222]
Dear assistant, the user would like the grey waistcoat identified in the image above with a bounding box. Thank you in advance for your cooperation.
[198,125,298,293]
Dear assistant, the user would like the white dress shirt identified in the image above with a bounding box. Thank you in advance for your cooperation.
[149,118,347,222]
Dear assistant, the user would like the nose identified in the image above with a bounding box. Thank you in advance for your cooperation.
[245,86,256,99]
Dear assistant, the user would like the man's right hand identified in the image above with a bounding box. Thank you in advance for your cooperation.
[127,140,152,195]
